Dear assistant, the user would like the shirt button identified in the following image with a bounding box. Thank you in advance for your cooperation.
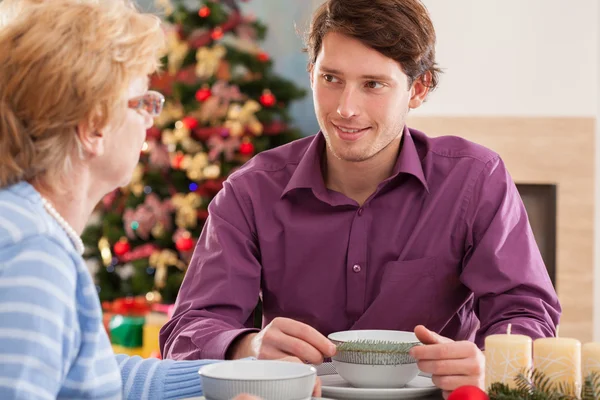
[352,264,362,273]
[357,208,364,216]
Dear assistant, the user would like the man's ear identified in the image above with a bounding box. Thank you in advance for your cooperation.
[309,65,315,90]
[76,119,105,157]
[408,71,432,109]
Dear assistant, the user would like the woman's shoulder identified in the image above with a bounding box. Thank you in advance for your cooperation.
[0,231,79,287]
[0,182,64,250]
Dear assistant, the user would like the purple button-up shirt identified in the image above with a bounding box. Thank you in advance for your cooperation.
[160,127,560,360]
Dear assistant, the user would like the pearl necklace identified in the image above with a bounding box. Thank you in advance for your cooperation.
[40,197,85,255]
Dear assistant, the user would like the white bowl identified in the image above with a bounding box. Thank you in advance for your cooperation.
[198,360,316,400]
[328,330,421,388]
[332,359,420,388]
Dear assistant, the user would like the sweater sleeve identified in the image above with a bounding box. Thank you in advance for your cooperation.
[0,237,78,400]
[115,354,221,399]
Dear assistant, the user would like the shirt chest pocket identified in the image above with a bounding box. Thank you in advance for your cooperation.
[355,257,439,330]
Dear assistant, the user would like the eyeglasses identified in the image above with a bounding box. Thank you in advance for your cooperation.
[128,90,165,117]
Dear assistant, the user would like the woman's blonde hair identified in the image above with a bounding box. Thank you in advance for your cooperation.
[0,0,165,190]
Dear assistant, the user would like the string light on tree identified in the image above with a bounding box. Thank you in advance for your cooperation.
[259,89,276,107]
[146,290,162,304]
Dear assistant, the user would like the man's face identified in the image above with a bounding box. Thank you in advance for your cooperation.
[311,32,425,163]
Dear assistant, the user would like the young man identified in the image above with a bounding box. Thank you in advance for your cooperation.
[161,0,560,394]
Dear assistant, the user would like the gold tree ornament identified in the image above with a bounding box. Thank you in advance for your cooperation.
[180,137,203,154]
[151,223,166,238]
[149,249,187,289]
[98,237,113,267]
[128,164,145,197]
[162,121,191,147]
[195,45,227,79]
[154,102,185,127]
[171,192,202,229]
[166,31,189,74]
[203,164,221,180]
[224,100,263,136]
[181,152,209,181]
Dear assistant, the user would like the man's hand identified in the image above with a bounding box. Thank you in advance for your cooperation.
[409,325,485,399]
[228,317,336,364]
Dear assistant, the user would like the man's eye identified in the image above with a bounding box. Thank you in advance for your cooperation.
[366,81,384,89]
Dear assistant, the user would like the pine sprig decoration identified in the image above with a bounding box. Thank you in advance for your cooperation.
[335,339,420,354]
[488,369,600,400]
[582,371,600,400]
[333,340,421,365]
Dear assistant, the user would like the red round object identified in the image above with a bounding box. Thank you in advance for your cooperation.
[211,27,224,40]
[239,141,254,156]
[146,126,162,140]
[172,152,185,169]
[447,386,489,400]
[113,239,131,256]
[259,92,276,107]
[198,6,210,18]
[257,52,270,62]
[176,236,194,252]
[195,88,212,102]
[182,117,198,130]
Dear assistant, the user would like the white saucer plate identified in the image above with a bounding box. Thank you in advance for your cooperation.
[320,374,440,400]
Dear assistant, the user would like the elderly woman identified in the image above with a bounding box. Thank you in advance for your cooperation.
[0,0,317,399]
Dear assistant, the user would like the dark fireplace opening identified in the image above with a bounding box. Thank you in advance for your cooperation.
[516,184,557,287]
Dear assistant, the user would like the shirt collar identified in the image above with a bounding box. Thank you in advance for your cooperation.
[281,127,429,199]
[392,126,429,192]
[281,132,328,199]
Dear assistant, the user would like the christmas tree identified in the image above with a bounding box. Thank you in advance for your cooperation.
[82,0,307,305]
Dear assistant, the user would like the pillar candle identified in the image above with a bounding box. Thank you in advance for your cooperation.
[484,324,532,390]
[533,334,581,395]
[582,342,600,380]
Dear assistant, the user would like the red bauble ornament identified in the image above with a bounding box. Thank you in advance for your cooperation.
[211,27,224,40]
[198,6,210,18]
[182,117,198,130]
[113,238,131,256]
[239,141,254,156]
[257,51,270,62]
[195,87,212,102]
[259,89,276,107]
[175,235,194,252]
[172,152,185,169]
[447,386,489,400]
[146,126,162,140]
